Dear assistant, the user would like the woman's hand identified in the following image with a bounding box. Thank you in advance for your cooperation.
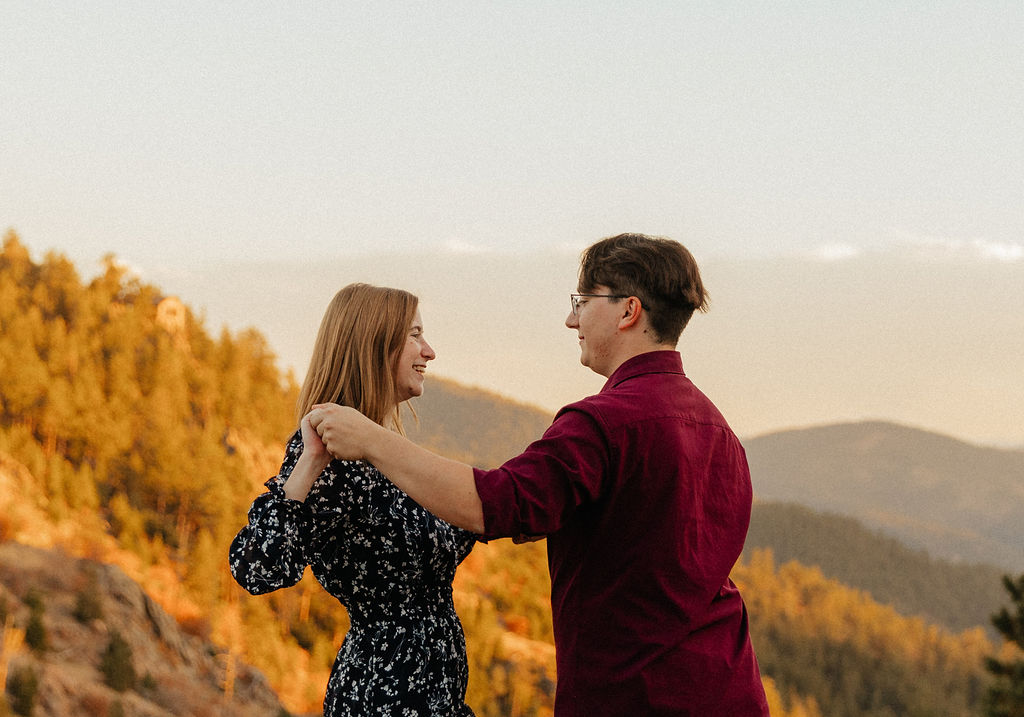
[308,403,380,461]
[299,411,330,464]
[282,412,333,502]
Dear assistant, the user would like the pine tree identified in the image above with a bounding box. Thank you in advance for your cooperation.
[22,591,47,653]
[985,574,1024,717]
[7,665,38,716]
[100,629,136,692]
[72,570,104,624]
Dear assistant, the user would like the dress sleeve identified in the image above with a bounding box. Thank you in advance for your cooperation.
[228,432,317,595]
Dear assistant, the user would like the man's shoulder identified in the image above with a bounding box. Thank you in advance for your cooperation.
[563,370,734,436]
[556,372,666,416]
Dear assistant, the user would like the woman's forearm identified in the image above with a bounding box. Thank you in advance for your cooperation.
[282,449,329,502]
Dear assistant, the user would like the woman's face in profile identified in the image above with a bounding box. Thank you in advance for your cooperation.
[394,310,435,402]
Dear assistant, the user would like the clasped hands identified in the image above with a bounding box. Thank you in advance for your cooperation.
[304,403,378,462]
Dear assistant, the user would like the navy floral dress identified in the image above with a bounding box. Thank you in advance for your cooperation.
[229,431,478,716]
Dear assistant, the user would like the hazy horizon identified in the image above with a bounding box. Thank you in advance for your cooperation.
[4,3,1022,447]
[8,232,1022,449]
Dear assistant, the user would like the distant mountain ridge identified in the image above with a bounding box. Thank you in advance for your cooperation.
[408,386,1020,633]
[744,420,1024,571]
[404,377,553,469]
[407,383,1024,575]
[745,501,1007,635]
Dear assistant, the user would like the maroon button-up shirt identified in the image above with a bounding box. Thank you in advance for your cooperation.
[474,351,768,716]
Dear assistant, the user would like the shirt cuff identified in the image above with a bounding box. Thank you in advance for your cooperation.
[474,466,540,542]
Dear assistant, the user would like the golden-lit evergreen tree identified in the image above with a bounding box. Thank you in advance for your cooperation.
[985,574,1024,717]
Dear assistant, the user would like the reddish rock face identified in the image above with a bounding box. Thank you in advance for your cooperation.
[0,542,286,717]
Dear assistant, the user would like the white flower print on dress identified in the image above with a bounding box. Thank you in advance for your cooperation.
[230,432,478,716]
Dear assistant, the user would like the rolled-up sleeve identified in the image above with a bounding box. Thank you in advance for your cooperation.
[473,405,610,540]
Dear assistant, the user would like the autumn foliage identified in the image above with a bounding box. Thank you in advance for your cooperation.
[0,230,1000,716]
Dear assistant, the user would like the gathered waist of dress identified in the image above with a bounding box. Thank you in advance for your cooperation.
[344,584,459,625]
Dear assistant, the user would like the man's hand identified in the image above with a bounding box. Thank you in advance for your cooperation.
[307,403,380,461]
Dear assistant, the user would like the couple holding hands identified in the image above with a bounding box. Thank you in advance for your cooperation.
[230,233,769,717]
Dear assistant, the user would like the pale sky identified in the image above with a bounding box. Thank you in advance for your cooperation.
[3,2,1023,446]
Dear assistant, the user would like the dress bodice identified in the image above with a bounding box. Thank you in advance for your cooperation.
[229,431,477,716]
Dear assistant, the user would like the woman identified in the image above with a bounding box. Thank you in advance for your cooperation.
[229,283,477,716]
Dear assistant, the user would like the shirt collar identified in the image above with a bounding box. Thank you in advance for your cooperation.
[601,350,684,392]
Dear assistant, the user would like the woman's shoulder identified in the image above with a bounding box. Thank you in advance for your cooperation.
[326,458,381,483]
[305,458,384,505]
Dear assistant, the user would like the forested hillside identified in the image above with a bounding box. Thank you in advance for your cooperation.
[0,231,1006,716]
[745,421,1024,571]
[735,550,995,717]
[746,501,1008,635]
[0,232,566,714]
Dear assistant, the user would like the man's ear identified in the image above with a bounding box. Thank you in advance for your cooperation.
[618,296,644,330]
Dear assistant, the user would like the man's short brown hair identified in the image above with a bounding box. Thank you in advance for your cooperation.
[578,233,709,344]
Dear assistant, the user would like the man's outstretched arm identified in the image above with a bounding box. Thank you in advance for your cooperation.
[308,403,485,534]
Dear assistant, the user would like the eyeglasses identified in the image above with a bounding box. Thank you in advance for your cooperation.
[570,293,630,316]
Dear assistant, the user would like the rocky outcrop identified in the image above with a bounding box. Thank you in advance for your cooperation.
[0,542,289,717]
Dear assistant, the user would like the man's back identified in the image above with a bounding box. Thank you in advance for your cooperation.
[476,351,769,715]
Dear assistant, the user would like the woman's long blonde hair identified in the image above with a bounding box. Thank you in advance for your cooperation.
[297,283,418,433]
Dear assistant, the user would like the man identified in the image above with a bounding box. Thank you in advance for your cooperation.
[311,233,769,715]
